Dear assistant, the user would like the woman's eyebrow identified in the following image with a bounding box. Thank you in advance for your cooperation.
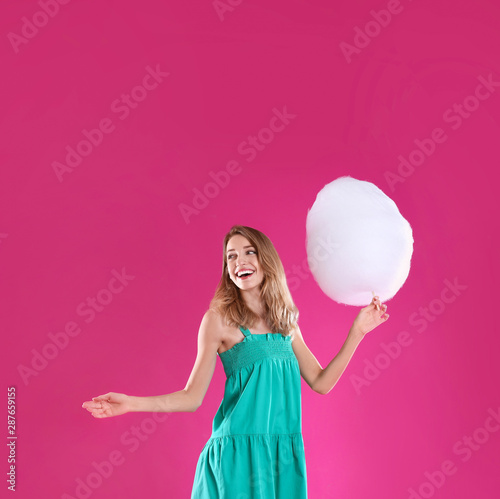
[227,245,254,253]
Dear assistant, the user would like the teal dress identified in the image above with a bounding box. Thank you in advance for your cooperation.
[191,326,308,498]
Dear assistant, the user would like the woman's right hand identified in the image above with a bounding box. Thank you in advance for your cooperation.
[82,392,131,418]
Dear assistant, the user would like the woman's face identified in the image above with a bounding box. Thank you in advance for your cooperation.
[226,234,265,291]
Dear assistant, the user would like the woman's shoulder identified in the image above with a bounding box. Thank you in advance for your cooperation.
[201,308,232,334]
[202,307,221,323]
[199,309,237,350]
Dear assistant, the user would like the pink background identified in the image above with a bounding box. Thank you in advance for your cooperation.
[1,1,499,498]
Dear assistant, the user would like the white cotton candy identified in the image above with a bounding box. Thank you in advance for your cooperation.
[305,176,413,306]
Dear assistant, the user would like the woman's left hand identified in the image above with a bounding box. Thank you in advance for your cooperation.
[351,296,389,337]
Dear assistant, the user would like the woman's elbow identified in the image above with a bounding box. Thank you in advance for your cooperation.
[312,377,334,395]
[191,400,202,412]
[182,388,203,412]
[315,386,335,395]
[189,392,203,412]
[311,371,328,395]
[314,385,328,395]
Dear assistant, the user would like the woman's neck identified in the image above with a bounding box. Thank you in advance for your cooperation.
[241,288,265,318]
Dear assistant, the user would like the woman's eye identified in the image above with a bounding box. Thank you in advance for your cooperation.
[227,250,255,261]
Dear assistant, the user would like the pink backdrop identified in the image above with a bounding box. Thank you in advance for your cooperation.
[2,1,499,497]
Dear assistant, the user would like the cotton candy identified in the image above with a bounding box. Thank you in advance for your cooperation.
[305,176,413,306]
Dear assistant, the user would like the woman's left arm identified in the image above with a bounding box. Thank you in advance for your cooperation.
[292,296,389,395]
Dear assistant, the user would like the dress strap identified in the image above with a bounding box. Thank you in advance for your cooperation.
[238,325,252,337]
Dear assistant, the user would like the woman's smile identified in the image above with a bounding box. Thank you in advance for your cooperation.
[236,269,255,280]
[226,234,264,289]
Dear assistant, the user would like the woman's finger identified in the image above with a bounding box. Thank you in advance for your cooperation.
[93,393,111,401]
[82,401,102,410]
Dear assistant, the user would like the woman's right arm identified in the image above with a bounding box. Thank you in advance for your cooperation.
[82,310,223,417]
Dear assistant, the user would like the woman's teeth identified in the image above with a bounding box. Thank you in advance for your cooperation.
[237,271,254,278]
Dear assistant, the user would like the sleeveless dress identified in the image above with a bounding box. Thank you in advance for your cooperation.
[191,326,308,498]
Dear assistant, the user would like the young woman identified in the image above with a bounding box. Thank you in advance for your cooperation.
[82,225,389,498]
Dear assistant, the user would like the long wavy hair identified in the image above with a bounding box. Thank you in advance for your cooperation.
[209,225,299,337]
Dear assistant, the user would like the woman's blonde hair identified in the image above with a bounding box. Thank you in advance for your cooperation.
[209,225,299,336]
